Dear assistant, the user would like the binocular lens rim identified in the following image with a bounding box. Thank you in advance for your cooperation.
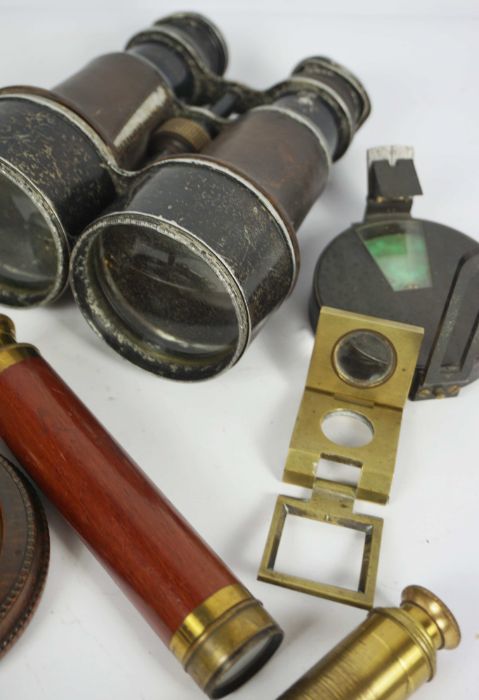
[71,212,251,380]
[0,157,69,307]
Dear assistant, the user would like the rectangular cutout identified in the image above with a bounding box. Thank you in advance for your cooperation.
[274,512,366,591]
[315,457,361,487]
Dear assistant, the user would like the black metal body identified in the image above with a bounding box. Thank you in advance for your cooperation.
[0,13,228,307]
[310,148,479,399]
[0,98,116,306]
[70,58,371,380]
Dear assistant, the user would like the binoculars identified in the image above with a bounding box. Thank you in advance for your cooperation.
[0,12,370,379]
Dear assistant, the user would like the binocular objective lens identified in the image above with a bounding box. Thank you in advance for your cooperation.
[0,174,58,303]
[93,225,239,362]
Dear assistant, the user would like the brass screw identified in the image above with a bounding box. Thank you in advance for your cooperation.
[418,388,432,398]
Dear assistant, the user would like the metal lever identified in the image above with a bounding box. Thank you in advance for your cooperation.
[366,145,422,216]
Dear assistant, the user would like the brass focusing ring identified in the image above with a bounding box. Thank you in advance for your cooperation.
[170,583,283,697]
[402,585,461,650]
[170,584,252,665]
[155,117,212,153]
[374,607,437,681]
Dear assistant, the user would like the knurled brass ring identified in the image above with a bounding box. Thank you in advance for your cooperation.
[155,117,211,152]
[170,584,251,664]
[402,585,461,650]
[170,583,283,697]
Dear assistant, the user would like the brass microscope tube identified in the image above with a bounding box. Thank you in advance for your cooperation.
[279,586,461,700]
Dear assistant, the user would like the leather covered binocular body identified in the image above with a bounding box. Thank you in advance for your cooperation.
[0,13,370,380]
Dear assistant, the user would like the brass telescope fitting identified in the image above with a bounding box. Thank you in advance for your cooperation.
[0,314,38,372]
[279,586,461,700]
[0,315,283,698]
[170,584,283,698]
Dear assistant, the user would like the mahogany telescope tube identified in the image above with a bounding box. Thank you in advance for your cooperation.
[0,316,282,697]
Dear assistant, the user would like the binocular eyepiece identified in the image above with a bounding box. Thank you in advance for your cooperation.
[0,14,371,380]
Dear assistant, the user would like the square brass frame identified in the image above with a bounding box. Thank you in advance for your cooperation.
[258,483,383,609]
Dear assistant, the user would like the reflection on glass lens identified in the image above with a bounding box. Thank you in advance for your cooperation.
[211,635,277,698]
[95,225,239,360]
[359,220,432,292]
[0,173,57,298]
[334,330,396,387]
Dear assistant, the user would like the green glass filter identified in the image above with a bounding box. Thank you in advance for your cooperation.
[358,221,432,291]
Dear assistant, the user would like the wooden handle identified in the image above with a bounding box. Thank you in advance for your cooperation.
[0,329,282,697]
[0,354,236,642]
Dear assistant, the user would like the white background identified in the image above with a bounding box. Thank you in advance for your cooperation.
[0,1,478,698]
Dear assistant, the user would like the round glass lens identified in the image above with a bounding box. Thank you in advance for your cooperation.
[0,172,58,300]
[210,635,278,698]
[94,224,239,361]
[334,330,396,387]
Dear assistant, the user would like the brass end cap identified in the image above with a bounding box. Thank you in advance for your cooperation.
[402,585,461,650]
[170,584,283,698]
[0,314,16,343]
[0,314,39,373]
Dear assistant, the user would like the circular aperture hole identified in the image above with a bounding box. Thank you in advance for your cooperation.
[333,329,396,388]
[321,410,374,448]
